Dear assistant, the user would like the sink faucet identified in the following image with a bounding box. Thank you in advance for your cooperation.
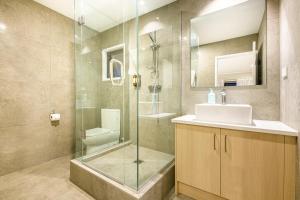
[220,89,226,104]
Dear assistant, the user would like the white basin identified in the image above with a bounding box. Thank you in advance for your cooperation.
[195,104,252,125]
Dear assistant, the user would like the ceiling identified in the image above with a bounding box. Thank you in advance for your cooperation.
[191,0,266,46]
[34,0,176,32]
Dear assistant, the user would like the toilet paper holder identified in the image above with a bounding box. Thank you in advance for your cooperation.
[49,110,61,122]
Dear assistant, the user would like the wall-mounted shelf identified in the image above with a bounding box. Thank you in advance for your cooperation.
[139,112,176,119]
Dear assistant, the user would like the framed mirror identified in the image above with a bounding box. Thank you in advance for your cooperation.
[190,0,266,88]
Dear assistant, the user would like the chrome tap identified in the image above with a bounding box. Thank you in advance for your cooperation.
[220,89,226,104]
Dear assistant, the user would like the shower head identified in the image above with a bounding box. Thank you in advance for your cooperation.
[148,32,155,44]
[148,32,160,50]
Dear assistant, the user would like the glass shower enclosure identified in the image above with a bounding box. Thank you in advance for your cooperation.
[74,0,181,190]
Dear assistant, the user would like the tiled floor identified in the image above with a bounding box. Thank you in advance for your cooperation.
[0,156,93,200]
[84,144,174,189]
[0,155,191,200]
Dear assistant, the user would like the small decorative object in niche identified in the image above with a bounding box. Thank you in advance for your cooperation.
[102,43,125,82]
[190,0,266,88]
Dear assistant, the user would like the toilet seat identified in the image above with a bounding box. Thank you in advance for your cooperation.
[83,109,121,154]
[83,127,120,147]
[86,128,111,137]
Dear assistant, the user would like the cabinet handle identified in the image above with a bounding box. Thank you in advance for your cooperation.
[225,135,228,152]
[213,134,216,150]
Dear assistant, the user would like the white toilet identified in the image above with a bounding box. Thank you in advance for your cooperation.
[83,109,121,154]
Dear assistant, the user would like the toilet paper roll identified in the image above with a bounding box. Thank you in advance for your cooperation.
[50,113,61,121]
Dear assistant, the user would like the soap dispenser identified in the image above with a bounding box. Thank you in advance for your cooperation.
[208,88,216,104]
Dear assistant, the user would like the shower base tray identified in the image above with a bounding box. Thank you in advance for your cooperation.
[70,159,174,200]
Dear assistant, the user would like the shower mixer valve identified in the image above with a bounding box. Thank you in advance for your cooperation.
[132,74,141,88]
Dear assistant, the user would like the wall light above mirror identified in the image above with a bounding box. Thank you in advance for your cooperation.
[190,0,266,88]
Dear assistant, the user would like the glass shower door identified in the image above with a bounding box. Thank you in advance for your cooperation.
[74,0,181,191]
[136,0,181,189]
[74,0,140,190]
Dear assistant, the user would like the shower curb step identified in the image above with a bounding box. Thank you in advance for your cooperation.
[70,159,175,200]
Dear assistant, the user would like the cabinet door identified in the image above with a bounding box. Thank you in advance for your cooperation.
[176,124,221,196]
[221,129,285,200]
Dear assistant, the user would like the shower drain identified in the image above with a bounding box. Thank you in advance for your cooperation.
[133,159,144,164]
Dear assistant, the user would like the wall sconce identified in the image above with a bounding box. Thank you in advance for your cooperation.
[132,74,141,88]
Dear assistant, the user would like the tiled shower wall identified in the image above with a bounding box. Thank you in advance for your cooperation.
[279,0,300,198]
[0,0,75,176]
[129,2,181,154]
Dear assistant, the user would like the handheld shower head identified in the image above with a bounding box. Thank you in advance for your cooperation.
[148,32,155,44]
[148,32,160,50]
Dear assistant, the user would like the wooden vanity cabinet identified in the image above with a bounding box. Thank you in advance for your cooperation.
[175,124,296,200]
[176,124,221,196]
[221,129,285,200]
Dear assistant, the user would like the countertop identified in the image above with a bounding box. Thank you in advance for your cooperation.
[172,115,298,137]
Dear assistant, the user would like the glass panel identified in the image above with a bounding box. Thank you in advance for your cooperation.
[74,0,139,190]
[74,0,181,191]
[136,0,181,189]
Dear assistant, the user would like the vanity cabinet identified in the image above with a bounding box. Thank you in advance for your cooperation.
[176,125,221,196]
[220,129,284,200]
[175,124,296,200]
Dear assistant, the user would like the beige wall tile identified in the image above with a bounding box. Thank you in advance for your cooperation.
[0,124,54,175]
[0,33,51,83]
[0,0,75,176]
[0,0,52,45]
[0,80,50,127]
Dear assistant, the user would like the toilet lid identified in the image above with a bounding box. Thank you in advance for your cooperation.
[85,128,111,137]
